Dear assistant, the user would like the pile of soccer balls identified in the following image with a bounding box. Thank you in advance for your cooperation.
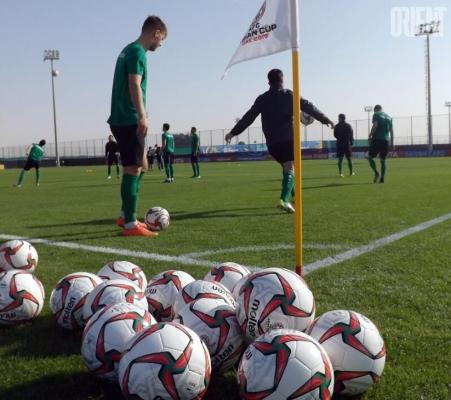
[0,240,44,326]
[46,260,386,399]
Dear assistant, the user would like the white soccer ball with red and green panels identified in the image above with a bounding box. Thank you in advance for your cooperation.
[97,261,147,291]
[174,297,244,373]
[144,206,170,232]
[235,267,315,342]
[203,262,250,293]
[82,279,147,324]
[145,270,195,322]
[0,270,45,325]
[173,280,236,317]
[308,310,386,396]
[118,321,211,400]
[238,329,334,399]
[50,272,103,330]
[0,240,38,273]
[81,302,156,382]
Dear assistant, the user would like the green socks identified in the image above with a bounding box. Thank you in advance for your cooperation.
[17,170,26,185]
[368,158,378,174]
[381,159,386,179]
[281,171,295,202]
[338,157,343,174]
[169,165,174,179]
[121,174,139,224]
[36,169,40,185]
[164,163,170,179]
[191,163,200,177]
[116,165,120,177]
[108,166,111,176]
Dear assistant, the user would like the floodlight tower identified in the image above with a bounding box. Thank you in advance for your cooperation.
[43,49,60,166]
[446,102,451,144]
[364,106,373,136]
[415,21,440,152]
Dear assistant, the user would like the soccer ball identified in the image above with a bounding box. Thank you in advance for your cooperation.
[232,275,248,300]
[235,267,315,342]
[238,329,334,399]
[0,270,45,325]
[0,240,38,273]
[97,261,147,291]
[301,111,315,126]
[118,322,211,400]
[83,279,147,324]
[308,310,386,396]
[144,207,170,232]
[81,302,156,381]
[203,262,251,293]
[174,280,236,316]
[145,270,195,322]
[174,298,244,373]
[50,272,103,330]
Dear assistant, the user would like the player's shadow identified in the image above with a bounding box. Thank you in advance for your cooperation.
[0,314,82,358]
[0,372,119,400]
[29,219,116,229]
[171,206,281,221]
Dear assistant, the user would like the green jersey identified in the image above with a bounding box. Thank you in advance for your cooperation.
[107,42,147,126]
[191,133,200,153]
[28,144,44,161]
[162,132,175,153]
[372,112,392,141]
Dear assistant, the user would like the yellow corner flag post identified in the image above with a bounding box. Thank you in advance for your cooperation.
[291,0,303,276]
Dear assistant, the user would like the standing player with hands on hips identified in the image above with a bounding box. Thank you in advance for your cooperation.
[107,16,167,237]
[226,69,334,213]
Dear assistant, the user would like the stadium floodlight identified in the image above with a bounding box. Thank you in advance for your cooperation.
[364,106,373,136]
[43,49,60,167]
[415,21,441,152]
[445,102,451,145]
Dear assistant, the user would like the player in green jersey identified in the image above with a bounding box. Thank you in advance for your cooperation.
[15,140,46,187]
[162,123,175,183]
[368,105,394,183]
[107,16,167,237]
[190,127,200,178]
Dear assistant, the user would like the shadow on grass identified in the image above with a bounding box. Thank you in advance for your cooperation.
[0,371,241,400]
[0,314,82,358]
[0,372,117,400]
[29,219,116,229]
[171,206,281,221]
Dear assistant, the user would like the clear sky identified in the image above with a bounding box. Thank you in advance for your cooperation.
[0,0,450,147]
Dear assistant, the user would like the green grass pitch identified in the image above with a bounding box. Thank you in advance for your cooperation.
[0,158,450,399]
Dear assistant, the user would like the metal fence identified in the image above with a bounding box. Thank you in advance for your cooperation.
[1,114,450,160]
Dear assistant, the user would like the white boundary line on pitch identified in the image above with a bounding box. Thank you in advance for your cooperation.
[0,234,217,269]
[304,212,451,274]
[1,211,450,273]
[180,243,348,259]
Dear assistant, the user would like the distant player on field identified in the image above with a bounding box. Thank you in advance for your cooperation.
[105,135,120,179]
[15,140,46,187]
[107,15,167,236]
[334,114,354,177]
[155,145,163,170]
[368,105,393,183]
[190,127,201,178]
[226,69,334,213]
[146,146,155,171]
[162,123,175,183]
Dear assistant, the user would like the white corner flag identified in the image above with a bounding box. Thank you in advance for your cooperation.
[223,0,299,77]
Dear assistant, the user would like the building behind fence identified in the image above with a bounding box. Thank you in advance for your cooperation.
[1,114,450,160]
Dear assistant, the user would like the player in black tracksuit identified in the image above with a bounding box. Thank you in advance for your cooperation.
[226,69,334,213]
[105,135,120,179]
[333,114,354,176]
